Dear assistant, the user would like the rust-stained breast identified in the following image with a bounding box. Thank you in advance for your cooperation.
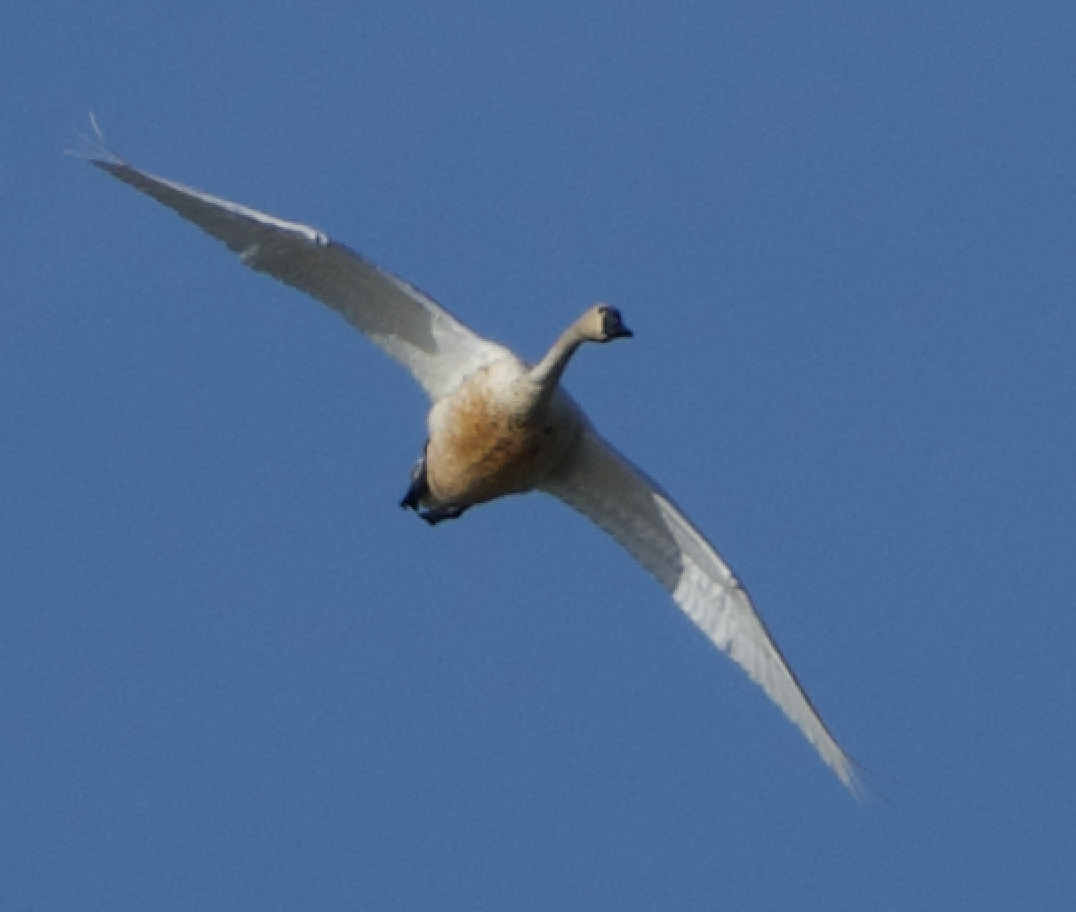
[425,370,576,506]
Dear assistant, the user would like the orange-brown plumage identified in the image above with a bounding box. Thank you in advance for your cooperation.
[425,371,568,505]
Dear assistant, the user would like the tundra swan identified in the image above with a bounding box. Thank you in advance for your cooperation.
[79,122,858,794]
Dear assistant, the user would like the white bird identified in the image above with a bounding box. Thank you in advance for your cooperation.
[79,119,858,794]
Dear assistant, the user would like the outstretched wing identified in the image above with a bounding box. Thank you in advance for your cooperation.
[83,131,508,401]
[542,427,858,794]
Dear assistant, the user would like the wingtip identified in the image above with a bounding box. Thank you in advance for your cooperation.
[832,751,877,803]
[839,763,865,801]
[65,112,125,167]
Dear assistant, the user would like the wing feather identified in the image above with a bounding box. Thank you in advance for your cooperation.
[89,153,507,400]
[542,427,858,793]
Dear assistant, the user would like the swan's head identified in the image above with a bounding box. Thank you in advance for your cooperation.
[581,303,633,343]
[529,303,634,389]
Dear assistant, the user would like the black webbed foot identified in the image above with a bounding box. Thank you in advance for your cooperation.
[400,443,471,525]
[400,447,430,511]
[418,504,471,526]
[400,484,425,511]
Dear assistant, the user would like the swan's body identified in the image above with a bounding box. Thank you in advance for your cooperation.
[81,121,858,794]
[411,308,626,521]
[423,358,581,509]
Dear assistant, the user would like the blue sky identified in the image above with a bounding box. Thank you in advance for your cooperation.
[3,1,1076,909]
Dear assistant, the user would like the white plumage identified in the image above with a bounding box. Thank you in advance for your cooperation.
[80,118,858,794]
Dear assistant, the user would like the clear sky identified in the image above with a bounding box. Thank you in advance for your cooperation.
[3,2,1075,909]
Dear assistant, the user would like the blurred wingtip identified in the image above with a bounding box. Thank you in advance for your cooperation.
[65,112,125,166]
[836,752,888,805]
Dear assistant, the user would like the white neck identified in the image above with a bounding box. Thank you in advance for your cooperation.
[527,319,589,393]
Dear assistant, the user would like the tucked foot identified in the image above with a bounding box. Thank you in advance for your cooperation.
[400,448,431,511]
[418,504,470,526]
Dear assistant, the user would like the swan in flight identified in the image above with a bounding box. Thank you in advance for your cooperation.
[79,119,858,794]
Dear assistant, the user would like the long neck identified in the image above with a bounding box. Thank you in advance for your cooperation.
[527,321,588,392]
